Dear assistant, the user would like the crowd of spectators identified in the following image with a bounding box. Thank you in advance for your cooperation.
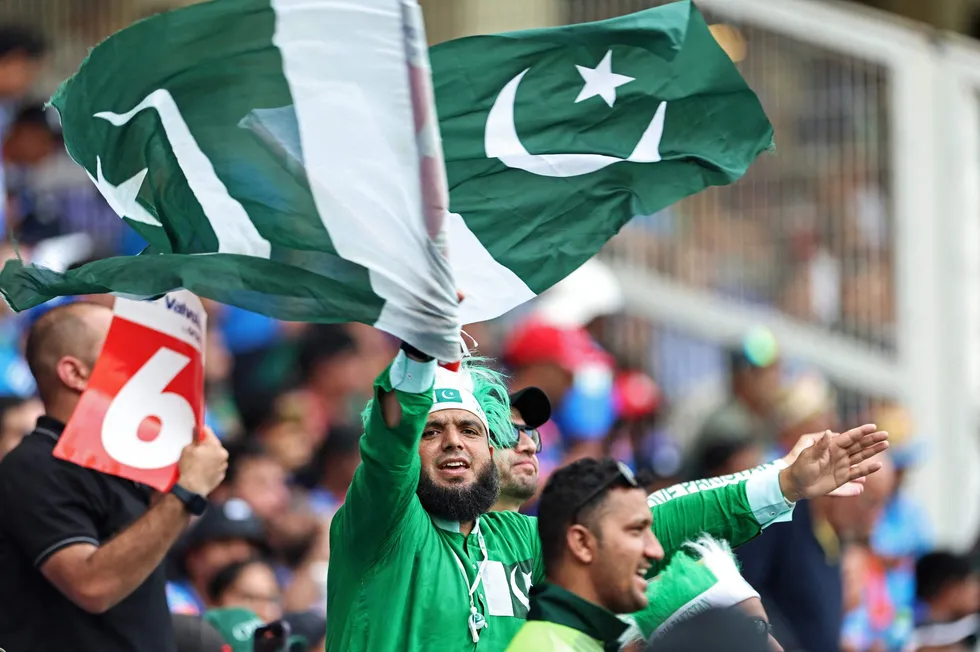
[0,10,976,652]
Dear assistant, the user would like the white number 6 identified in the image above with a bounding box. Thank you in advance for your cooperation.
[101,347,196,470]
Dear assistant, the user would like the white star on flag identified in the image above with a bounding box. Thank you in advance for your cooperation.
[86,156,161,227]
[574,50,635,108]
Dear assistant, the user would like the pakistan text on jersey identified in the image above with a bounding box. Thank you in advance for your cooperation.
[646,462,780,508]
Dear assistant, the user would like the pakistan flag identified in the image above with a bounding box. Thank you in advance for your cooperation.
[433,0,774,324]
[0,0,772,345]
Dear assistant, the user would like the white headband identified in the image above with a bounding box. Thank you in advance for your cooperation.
[429,366,490,434]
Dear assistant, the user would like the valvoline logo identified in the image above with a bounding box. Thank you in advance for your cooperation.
[165,295,202,329]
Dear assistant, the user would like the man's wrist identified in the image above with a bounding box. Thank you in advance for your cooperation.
[400,341,434,362]
[169,483,208,515]
[778,468,803,504]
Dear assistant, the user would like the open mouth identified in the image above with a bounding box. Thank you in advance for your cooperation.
[437,458,470,476]
[634,567,650,591]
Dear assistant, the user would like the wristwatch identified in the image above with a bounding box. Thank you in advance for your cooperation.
[170,484,208,516]
[400,341,434,362]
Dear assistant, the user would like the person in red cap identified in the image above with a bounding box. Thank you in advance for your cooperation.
[503,320,617,465]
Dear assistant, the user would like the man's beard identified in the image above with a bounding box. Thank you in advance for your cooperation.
[417,460,500,523]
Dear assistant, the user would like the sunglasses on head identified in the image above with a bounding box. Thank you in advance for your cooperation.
[511,424,542,453]
[571,460,638,524]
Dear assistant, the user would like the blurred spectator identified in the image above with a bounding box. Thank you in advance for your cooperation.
[244,392,317,475]
[840,404,931,652]
[870,404,931,559]
[204,319,243,442]
[911,552,980,652]
[0,393,42,460]
[294,324,367,435]
[688,421,764,480]
[282,611,327,652]
[203,607,265,652]
[0,24,46,237]
[838,259,896,350]
[503,319,617,467]
[171,613,228,652]
[915,552,980,627]
[208,558,283,623]
[772,372,839,458]
[216,443,291,523]
[606,369,663,472]
[738,452,896,652]
[167,499,266,616]
[669,327,782,456]
[306,424,361,521]
[695,327,782,450]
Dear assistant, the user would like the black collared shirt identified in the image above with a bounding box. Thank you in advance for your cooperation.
[0,416,175,652]
[527,582,628,651]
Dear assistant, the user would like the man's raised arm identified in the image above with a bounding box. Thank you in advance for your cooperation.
[330,343,436,563]
[644,424,888,574]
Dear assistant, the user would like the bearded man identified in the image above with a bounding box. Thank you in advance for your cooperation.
[326,344,888,651]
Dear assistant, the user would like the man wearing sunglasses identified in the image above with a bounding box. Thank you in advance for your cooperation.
[492,388,551,514]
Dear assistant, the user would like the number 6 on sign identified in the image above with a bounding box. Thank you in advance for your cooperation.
[55,290,207,492]
[102,347,195,470]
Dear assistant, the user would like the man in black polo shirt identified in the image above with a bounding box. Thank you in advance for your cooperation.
[0,301,229,652]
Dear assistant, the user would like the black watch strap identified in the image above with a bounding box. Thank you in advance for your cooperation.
[170,483,207,516]
[400,341,434,362]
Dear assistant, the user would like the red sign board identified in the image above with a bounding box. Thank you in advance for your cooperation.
[54,290,207,492]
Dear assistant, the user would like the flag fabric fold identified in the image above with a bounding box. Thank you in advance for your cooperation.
[0,0,461,360]
[1,0,772,343]
[431,0,774,324]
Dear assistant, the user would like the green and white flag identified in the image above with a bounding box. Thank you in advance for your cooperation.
[0,0,462,360]
[431,0,773,323]
[0,0,771,344]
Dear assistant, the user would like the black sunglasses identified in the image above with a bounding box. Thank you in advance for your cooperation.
[571,460,638,523]
[511,424,542,453]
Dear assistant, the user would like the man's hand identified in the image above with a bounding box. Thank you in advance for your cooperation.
[778,424,888,503]
[782,431,867,497]
[176,426,228,497]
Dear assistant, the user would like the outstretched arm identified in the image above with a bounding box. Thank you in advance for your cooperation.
[646,424,888,573]
[331,346,436,564]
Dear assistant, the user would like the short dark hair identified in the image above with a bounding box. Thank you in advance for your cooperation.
[297,325,356,381]
[0,25,46,59]
[224,439,272,487]
[207,556,274,603]
[537,457,639,577]
[916,551,974,602]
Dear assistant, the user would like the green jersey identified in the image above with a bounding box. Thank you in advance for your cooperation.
[326,352,794,652]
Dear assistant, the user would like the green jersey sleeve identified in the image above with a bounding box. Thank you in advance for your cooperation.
[330,351,435,565]
[645,462,794,574]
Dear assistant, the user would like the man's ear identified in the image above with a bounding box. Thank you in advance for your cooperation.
[566,524,597,565]
[56,356,91,394]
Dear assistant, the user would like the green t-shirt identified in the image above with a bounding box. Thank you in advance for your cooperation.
[326,353,792,652]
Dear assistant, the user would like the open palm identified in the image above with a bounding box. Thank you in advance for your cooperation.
[783,424,889,502]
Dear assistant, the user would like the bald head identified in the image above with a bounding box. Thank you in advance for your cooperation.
[26,302,113,409]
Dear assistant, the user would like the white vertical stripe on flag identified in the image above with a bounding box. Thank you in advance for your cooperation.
[271,0,460,360]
